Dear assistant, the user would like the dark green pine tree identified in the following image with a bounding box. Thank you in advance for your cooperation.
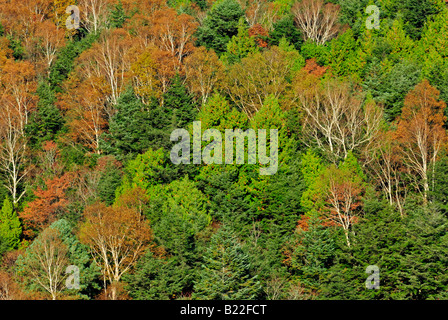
[320,197,448,300]
[153,200,199,265]
[253,160,305,236]
[109,0,128,29]
[363,60,421,121]
[26,81,64,148]
[268,15,303,51]
[395,205,448,300]
[96,161,122,206]
[320,200,408,300]
[103,76,197,161]
[6,35,24,60]
[101,86,155,161]
[193,225,262,300]
[0,235,8,258]
[49,33,99,92]
[427,62,448,121]
[399,0,440,40]
[150,207,198,296]
[430,153,448,214]
[124,250,193,300]
[287,213,336,292]
[124,178,211,299]
[195,0,245,54]
[163,74,197,130]
[193,0,208,10]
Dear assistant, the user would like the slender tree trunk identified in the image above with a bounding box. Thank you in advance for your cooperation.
[344,229,350,247]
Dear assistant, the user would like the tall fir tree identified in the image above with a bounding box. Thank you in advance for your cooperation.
[26,81,64,148]
[193,224,262,300]
[195,0,245,54]
[110,0,128,29]
[0,198,21,250]
[162,74,198,129]
[268,15,303,50]
[221,18,259,65]
[101,87,155,161]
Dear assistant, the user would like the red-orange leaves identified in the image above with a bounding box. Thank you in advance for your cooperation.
[395,79,447,202]
[20,173,72,239]
[248,24,268,48]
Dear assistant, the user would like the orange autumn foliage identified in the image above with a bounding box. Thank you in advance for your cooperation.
[63,76,109,153]
[0,59,38,205]
[79,202,153,300]
[248,23,268,48]
[149,8,198,65]
[394,79,447,202]
[19,173,72,239]
[303,58,328,78]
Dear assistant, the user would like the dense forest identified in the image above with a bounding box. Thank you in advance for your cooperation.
[0,0,448,300]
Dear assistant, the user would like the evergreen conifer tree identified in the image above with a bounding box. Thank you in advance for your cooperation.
[195,0,245,54]
[0,198,21,250]
[193,225,262,299]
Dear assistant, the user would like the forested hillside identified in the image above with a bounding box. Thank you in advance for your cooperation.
[1,0,448,300]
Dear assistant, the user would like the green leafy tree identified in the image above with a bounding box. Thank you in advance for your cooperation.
[414,9,448,77]
[300,40,329,66]
[250,95,291,161]
[195,93,264,238]
[115,148,166,197]
[197,93,247,132]
[339,150,366,181]
[149,176,211,249]
[300,149,325,214]
[382,19,416,63]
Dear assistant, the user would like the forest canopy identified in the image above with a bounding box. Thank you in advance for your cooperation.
[1,0,448,300]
